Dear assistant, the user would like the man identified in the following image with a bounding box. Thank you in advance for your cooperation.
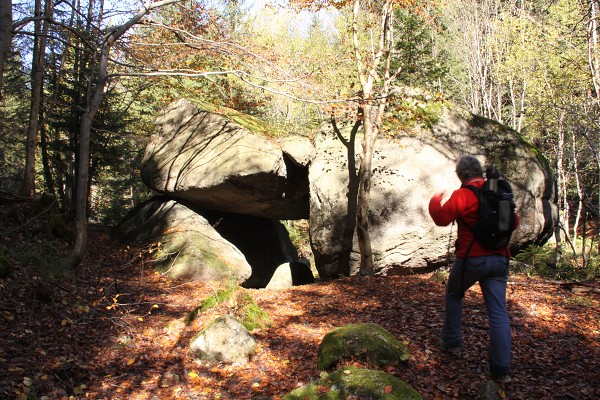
[428,154,517,384]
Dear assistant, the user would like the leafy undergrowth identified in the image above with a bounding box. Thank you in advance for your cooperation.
[0,203,599,400]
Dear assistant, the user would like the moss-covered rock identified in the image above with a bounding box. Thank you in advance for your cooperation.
[317,323,410,371]
[239,292,272,331]
[282,366,422,400]
[477,380,502,400]
[190,99,278,137]
[186,284,271,331]
[152,229,238,280]
[113,198,252,283]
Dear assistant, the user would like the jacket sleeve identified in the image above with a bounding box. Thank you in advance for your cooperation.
[429,191,460,226]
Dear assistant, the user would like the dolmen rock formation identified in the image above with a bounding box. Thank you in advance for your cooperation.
[115,90,557,286]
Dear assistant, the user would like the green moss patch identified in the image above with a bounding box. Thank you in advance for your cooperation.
[186,284,271,331]
[192,99,278,137]
[317,323,410,371]
[282,366,422,400]
[151,231,236,281]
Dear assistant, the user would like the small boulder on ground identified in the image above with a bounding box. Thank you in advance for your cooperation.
[189,314,256,364]
[265,260,315,290]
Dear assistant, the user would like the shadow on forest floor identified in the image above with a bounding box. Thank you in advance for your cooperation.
[0,201,599,400]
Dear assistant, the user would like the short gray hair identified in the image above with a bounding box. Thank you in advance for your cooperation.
[455,155,483,182]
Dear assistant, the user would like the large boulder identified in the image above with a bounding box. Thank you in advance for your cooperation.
[113,197,252,282]
[309,94,556,278]
[113,197,298,287]
[136,95,556,281]
[140,99,309,220]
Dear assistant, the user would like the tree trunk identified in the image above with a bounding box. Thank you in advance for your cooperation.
[557,117,570,238]
[0,0,12,97]
[356,103,376,276]
[332,118,361,276]
[588,0,600,107]
[39,108,57,197]
[571,132,583,242]
[65,0,181,269]
[68,97,94,267]
[555,115,567,261]
[351,0,396,276]
[20,0,50,197]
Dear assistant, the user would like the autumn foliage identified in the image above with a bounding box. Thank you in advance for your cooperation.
[0,201,599,399]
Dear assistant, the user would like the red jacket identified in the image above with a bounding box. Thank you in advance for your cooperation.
[428,177,519,258]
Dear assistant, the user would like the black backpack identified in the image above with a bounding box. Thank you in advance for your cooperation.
[463,168,517,251]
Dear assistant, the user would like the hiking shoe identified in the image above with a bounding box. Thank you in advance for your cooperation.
[485,364,511,383]
[495,374,512,384]
[440,340,461,355]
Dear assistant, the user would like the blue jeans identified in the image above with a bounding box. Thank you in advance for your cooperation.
[442,255,511,375]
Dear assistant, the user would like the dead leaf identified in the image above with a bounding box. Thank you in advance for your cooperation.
[0,210,598,400]
[2,311,14,321]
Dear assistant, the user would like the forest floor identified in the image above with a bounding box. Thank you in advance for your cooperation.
[0,201,599,400]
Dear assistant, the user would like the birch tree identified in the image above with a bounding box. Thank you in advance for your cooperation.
[588,0,600,106]
[586,0,600,246]
[442,0,499,117]
[351,0,395,275]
